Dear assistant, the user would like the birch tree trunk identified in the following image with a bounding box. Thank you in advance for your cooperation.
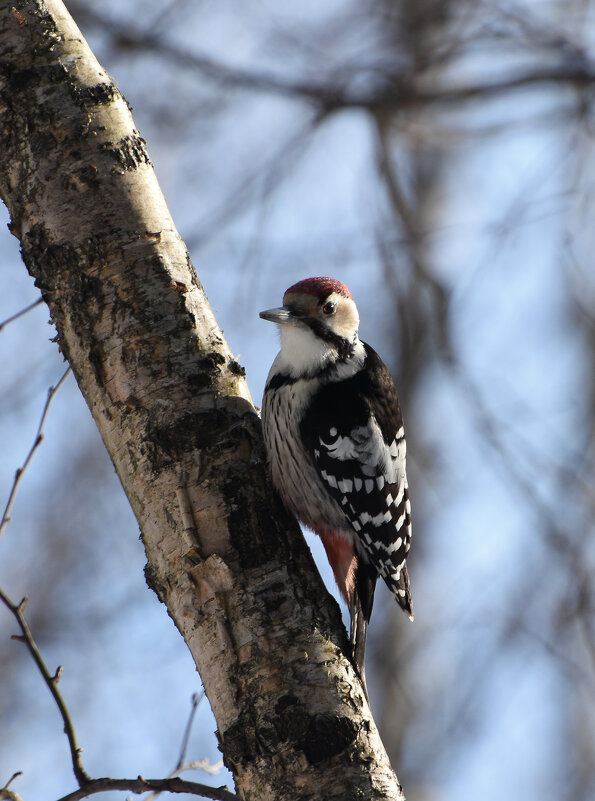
[0,2,405,799]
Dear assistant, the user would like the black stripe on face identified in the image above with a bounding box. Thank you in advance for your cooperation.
[303,318,355,360]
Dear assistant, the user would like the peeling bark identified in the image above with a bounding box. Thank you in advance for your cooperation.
[0,2,405,799]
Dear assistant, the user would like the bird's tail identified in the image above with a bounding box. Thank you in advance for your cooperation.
[350,561,377,699]
[391,564,414,621]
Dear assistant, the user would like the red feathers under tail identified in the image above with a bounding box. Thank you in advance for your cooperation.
[318,530,377,697]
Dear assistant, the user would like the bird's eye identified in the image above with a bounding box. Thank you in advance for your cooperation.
[322,300,336,315]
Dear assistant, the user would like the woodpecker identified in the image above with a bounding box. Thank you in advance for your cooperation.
[260,276,413,690]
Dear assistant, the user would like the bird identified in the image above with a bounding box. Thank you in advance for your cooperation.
[259,276,413,692]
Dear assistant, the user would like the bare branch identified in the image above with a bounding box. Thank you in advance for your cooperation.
[0,297,43,332]
[0,772,24,801]
[143,692,220,801]
[0,589,231,799]
[0,586,89,786]
[176,692,203,772]
[0,367,71,540]
[53,776,236,801]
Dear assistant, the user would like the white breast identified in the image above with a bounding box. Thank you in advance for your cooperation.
[262,371,350,535]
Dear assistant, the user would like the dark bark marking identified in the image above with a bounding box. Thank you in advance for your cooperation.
[298,713,359,765]
[101,133,151,172]
[226,694,360,768]
[73,81,118,108]
[227,360,246,377]
[187,351,226,389]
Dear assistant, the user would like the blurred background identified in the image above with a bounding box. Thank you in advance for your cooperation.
[1,1,595,799]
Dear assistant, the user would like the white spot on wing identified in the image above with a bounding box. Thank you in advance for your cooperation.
[394,484,404,507]
[325,473,338,489]
[359,510,392,527]
[383,537,402,554]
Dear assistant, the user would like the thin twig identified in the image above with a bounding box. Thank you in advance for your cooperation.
[176,692,204,771]
[174,760,223,777]
[0,587,90,785]
[53,776,236,801]
[0,588,232,799]
[0,771,24,801]
[1,773,22,791]
[143,691,223,801]
[0,366,71,540]
[0,297,43,332]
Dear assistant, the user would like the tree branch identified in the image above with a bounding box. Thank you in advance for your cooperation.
[0,588,232,800]
[0,297,43,332]
[54,776,236,801]
[0,587,89,785]
[0,367,71,540]
[175,692,203,773]
[142,692,224,801]
[0,772,24,801]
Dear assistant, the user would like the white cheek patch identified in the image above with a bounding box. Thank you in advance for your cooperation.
[276,324,335,377]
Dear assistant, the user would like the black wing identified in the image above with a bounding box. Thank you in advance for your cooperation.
[300,344,413,619]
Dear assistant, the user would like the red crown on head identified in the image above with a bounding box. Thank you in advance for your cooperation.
[284,277,353,300]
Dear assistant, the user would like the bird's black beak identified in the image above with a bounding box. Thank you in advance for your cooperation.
[259,306,294,324]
